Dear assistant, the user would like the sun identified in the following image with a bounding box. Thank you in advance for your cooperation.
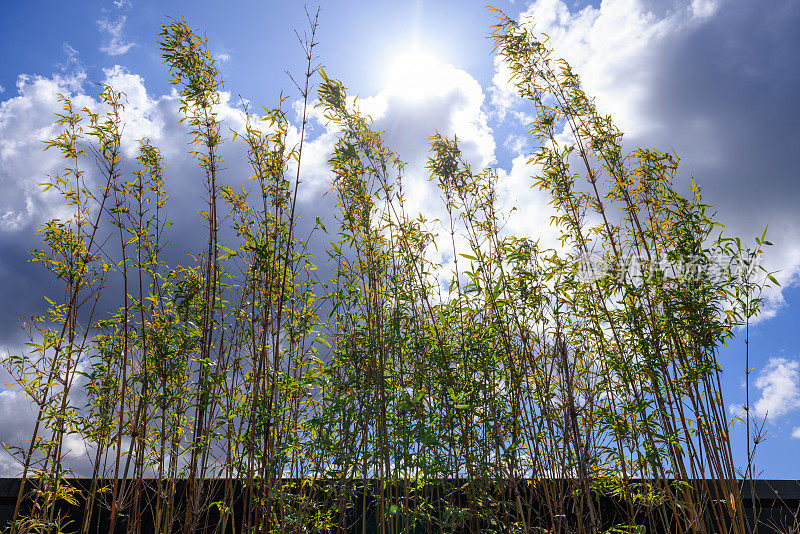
[385,47,447,100]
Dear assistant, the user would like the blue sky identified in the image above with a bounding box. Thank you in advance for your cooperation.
[1,0,799,477]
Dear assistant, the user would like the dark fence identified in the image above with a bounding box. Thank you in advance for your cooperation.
[0,478,797,533]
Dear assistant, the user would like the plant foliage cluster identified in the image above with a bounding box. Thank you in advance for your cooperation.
[2,9,771,534]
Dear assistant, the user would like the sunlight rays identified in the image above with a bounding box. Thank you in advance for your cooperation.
[385,47,449,100]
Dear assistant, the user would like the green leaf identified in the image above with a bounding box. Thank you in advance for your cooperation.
[217,244,238,260]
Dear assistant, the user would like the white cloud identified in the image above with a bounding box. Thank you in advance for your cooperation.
[358,57,496,222]
[691,0,719,19]
[753,357,800,419]
[0,68,245,474]
[0,74,94,233]
[0,354,97,476]
[0,49,512,358]
[494,0,712,135]
[56,43,86,91]
[62,42,79,63]
[792,427,800,439]
[0,57,512,473]
[0,385,38,476]
[98,16,135,56]
[497,153,558,249]
[493,0,800,319]
[0,57,502,298]
[503,134,528,157]
[217,52,231,63]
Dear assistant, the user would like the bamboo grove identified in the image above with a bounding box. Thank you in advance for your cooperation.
[1,9,773,534]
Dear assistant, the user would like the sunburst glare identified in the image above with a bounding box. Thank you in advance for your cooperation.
[385,47,448,99]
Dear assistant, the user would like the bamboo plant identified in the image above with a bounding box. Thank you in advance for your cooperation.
[1,7,773,534]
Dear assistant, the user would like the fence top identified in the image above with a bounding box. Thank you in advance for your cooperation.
[0,478,797,501]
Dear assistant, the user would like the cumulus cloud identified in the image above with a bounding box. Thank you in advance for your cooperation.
[3,55,494,345]
[0,350,107,476]
[496,153,559,249]
[366,57,495,166]
[339,53,497,221]
[0,368,40,476]
[0,66,239,340]
[0,49,515,473]
[494,0,800,317]
[350,54,544,285]
[0,66,254,475]
[493,0,722,132]
[752,357,800,419]
[98,16,135,56]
